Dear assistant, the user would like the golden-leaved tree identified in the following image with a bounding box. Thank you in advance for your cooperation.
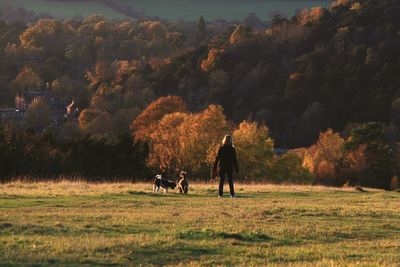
[200,48,224,72]
[19,19,65,57]
[331,0,350,9]
[302,129,345,185]
[180,105,230,176]
[229,24,252,45]
[298,7,325,26]
[139,102,229,177]
[233,121,274,181]
[148,112,187,173]
[130,96,187,142]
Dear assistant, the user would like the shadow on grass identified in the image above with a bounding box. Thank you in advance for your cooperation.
[177,229,273,243]
[126,190,266,199]
[127,191,211,198]
[0,222,154,237]
[128,243,220,265]
[0,223,70,236]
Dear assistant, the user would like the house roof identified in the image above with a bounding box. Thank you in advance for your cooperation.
[22,91,53,102]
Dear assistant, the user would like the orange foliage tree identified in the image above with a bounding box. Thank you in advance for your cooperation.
[229,24,252,45]
[130,96,187,142]
[19,19,65,57]
[331,0,350,9]
[137,101,229,178]
[200,48,224,72]
[300,129,345,185]
[298,7,325,26]
[148,112,188,173]
[180,105,230,176]
[233,121,274,181]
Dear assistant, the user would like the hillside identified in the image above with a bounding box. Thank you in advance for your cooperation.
[0,0,400,189]
[151,0,400,147]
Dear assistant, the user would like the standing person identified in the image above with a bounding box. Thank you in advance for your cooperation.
[213,134,239,198]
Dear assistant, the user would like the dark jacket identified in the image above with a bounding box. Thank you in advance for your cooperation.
[214,144,239,173]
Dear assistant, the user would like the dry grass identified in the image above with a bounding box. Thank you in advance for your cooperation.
[0,182,398,266]
[0,180,383,196]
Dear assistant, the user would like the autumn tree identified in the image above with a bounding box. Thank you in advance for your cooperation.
[312,129,345,185]
[201,48,224,72]
[233,121,274,181]
[51,76,89,107]
[297,7,325,26]
[130,96,187,141]
[24,98,52,131]
[144,103,229,177]
[11,66,43,92]
[331,0,350,9]
[78,109,113,137]
[180,105,230,176]
[229,24,252,45]
[85,61,113,91]
[20,19,65,57]
[148,112,187,173]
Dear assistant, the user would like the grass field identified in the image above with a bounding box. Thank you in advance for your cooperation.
[0,182,399,266]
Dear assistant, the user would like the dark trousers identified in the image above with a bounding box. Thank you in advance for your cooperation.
[219,170,235,196]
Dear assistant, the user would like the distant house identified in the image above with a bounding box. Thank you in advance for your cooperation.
[66,100,79,119]
[14,88,77,124]
[15,90,64,112]
[0,85,81,126]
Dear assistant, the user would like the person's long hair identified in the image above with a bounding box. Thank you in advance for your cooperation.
[222,134,234,147]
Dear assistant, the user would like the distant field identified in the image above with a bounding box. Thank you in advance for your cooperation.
[4,0,331,21]
[8,0,130,20]
[0,182,399,265]
[120,0,331,21]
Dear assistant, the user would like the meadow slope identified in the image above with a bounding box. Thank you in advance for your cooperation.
[0,182,399,266]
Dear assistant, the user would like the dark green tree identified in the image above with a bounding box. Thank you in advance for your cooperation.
[344,122,393,189]
[196,16,207,46]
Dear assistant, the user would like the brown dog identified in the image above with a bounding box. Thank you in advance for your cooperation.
[177,171,189,194]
